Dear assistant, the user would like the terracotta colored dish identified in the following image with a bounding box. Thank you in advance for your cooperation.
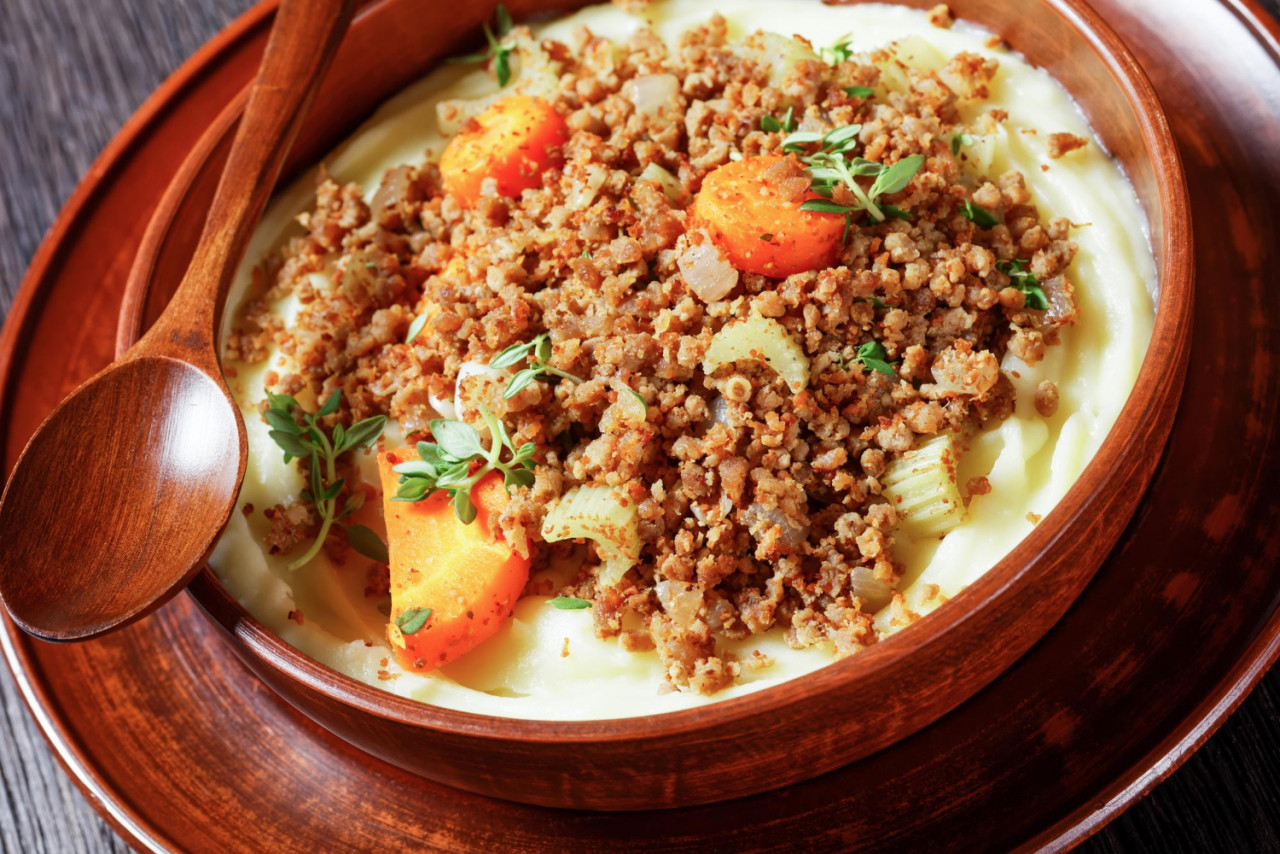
[2,0,1277,847]
[102,0,1192,811]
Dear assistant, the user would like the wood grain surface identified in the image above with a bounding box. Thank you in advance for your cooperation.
[0,0,1277,850]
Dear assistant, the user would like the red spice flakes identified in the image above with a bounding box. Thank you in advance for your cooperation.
[287,609,305,626]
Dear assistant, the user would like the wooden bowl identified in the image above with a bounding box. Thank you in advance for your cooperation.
[115,0,1192,811]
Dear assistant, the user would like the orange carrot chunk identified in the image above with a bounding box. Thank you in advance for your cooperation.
[439,95,568,206]
[377,451,530,671]
[690,155,845,278]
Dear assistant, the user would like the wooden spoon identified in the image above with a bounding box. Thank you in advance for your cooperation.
[0,0,356,641]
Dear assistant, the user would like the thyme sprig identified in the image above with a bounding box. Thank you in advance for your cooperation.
[489,333,583,399]
[821,35,855,65]
[779,122,924,235]
[446,3,516,87]
[264,390,388,570]
[549,596,591,610]
[856,340,897,378]
[396,607,432,635]
[961,198,999,229]
[392,407,536,524]
[997,259,1050,311]
[761,106,797,134]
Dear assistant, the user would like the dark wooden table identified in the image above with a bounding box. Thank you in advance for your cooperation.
[2,1,1278,851]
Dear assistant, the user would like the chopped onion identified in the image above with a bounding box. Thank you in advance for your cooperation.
[427,392,458,421]
[743,32,820,88]
[454,361,507,436]
[849,567,893,611]
[602,378,647,430]
[625,73,679,119]
[568,163,608,210]
[678,238,739,303]
[638,162,685,204]
[706,394,730,427]
[704,314,810,392]
[655,580,703,625]
[1042,275,1076,324]
[742,503,809,548]
[541,485,641,588]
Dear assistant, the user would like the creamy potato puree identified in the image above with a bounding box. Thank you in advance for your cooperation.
[212,0,1156,719]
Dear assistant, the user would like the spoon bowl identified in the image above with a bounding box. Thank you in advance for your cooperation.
[0,357,243,640]
[0,0,354,642]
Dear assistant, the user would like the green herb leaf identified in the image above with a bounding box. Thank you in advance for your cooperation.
[317,390,341,418]
[266,391,299,413]
[263,389,386,571]
[503,467,536,491]
[821,35,854,65]
[856,341,897,377]
[761,114,783,133]
[845,85,875,98]
[880,204,914,221]
[869,155,925,197]
[341,491,366,519]
[396,405,538,523]
[503,368,538,398]
[395,479,433,502]
[490,340,535,369]
[344,524,389,564]
[453,491,478,524]
[494,3,513,36]
[494,49,512,87]
[823,124,863,147]
[269,431,314,461]
[264,408,301,435]
[961,199,999,229]
[431,419,485,460]
[849,157,886,177]
[406,313,428,344]
[340,416,387,453]
[396,607,432,635]
[549,596,591,610]
[951,132,974,156]
[446,50,490,66]
[446,6,516,88]
[780,130,826,152]
[800,199,854,215]
[321,478,345,502]
[628,388,648,415]
[997,259,1050,310]
[495,334,582,399]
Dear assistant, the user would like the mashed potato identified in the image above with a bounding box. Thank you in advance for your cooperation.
[212,0,1155,720]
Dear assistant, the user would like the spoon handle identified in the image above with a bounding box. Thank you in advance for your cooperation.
[142,0,357,362]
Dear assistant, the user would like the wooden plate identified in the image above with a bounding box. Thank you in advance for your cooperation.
[110,0,1193,812]
[1,0,1277,848]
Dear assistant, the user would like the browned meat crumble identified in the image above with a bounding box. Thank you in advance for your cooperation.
[228,14,1080,694]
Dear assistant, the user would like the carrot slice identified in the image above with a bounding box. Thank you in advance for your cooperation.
[690,155,845,277]
[439,95,568,206]
[377,451,530,671]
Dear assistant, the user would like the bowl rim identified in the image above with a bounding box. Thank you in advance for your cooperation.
[118,0,1194,744]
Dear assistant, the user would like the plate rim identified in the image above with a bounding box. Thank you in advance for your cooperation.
[0,0,1276,848]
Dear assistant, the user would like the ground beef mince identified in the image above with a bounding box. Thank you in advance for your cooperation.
[232,14,1078,694]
